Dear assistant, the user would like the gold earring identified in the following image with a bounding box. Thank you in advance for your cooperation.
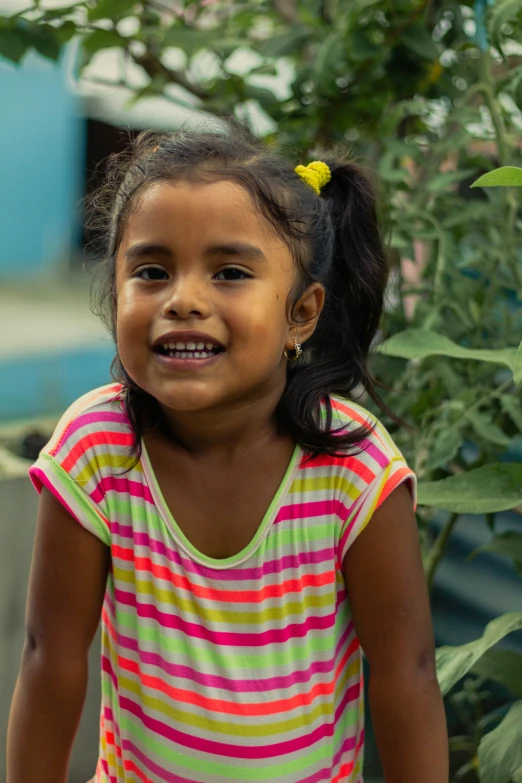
[284,340,303,362]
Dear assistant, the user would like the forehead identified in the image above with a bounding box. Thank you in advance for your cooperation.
[121,179,283,248]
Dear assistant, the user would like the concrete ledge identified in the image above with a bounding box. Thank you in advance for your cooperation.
[0,475,101,783]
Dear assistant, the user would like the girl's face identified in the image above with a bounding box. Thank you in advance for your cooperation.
[114,179,322,418]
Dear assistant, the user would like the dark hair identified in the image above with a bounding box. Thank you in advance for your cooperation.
[88,121,391,464]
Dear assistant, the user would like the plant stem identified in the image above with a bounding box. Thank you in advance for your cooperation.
[425,512,460,591]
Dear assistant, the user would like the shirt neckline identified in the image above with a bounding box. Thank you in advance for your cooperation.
[139,438,303,569]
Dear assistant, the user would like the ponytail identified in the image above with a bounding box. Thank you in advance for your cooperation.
[277,158,391,456]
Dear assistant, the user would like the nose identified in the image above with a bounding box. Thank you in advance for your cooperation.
[162,273,211,319]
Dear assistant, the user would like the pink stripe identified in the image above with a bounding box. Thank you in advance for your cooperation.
[100,758,117,783]
[110,522,335,581]
[295,732,362,783]
[114,586,340,647]
[90,476,154,505]
[359,439,389,469]
[102,655,119,689]
[113,619,353,693]
[28,468,83,527]
[277,498,350,522]
[119,732,360,783]
[119,694,357,760]
[121,737,198,783]
[107,703,361,783]
[63,410,129,439]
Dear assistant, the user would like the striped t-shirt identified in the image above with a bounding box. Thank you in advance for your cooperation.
[29,383,416,783]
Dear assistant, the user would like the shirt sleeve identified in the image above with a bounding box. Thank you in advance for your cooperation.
[29,453,111,546]
[338,455,417,566]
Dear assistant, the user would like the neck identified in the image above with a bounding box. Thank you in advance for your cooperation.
[150,383,290,458]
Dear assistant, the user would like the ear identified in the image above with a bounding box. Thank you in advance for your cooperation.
[286,282,325,349]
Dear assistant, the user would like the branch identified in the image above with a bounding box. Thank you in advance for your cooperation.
[131,49,210,101]
[425,512,460,591]
[272,0,298,24]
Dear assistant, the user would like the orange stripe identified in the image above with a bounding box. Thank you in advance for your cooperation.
[123,758,151,783]
[331,759,355,782]
[305,453,376,484]
[376,467,415,509]
[60,430,134,473]
[112,547,335,602]
[119,653,343,716]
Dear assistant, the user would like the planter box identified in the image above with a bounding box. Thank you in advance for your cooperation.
[0,474,100,783]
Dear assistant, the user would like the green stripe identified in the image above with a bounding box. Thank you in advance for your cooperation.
[113,568,335,622]
[113,611,346,667]
[119,672,342,736]
[39,456,111,546]
[119,708,342,780]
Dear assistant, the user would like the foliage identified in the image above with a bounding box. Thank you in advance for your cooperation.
[1,0,522,780]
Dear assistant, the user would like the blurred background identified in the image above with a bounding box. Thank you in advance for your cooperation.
[1,1,522,781]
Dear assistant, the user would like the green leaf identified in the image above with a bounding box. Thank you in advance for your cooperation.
[0,28,29,63]
[426,428,462,470]
[40,4,83,21]
[515,341,522,387]
[347,28,381,61]
[54,20,78,44]
[244,84,279,112]
[26,23,61,61]
[436,613,522,696]
[471,166,522,188]
[163,25,218,57]
[473,650,522,698]
[87,0,136,21]
[426,168,476,192]
[377,329,518,373]
[500,395,522,432]
[400,25,439,60]
[82,28,124,53]
[257,26,310,58]
[489,0,522,58]
[417,464,522,513]
[470,531,522,575]
[465,411,511,447]
[478,701,522,783]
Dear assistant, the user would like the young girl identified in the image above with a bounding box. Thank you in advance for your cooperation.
[7,125,448,783]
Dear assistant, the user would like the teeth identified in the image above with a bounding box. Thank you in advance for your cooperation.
[162,348,215,359]
[160,340,221,354]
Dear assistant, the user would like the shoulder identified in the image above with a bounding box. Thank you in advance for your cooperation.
[38,382,132,470]
[314,394,416,508]
[328,394,405,464]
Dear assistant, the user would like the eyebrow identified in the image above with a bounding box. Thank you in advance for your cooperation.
[124,243,172,262]
[124,241,266,262]
[206,242,266,261]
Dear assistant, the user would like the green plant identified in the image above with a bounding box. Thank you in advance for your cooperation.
[2,1,522,779]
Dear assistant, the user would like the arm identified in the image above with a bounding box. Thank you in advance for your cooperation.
[7,486,110,783]
[343,482,448,783]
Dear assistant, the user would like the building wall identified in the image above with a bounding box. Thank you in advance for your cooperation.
[0,48,83,278]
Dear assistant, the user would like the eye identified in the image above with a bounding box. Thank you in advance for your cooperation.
[214,267,252,281]
[135,266,168,281]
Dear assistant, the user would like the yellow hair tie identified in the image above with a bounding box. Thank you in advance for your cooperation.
[294,161,331,195]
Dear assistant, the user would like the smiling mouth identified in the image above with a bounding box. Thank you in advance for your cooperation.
[154,341,224,360]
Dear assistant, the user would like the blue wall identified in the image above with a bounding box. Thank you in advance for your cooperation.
[0,48,83,277]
